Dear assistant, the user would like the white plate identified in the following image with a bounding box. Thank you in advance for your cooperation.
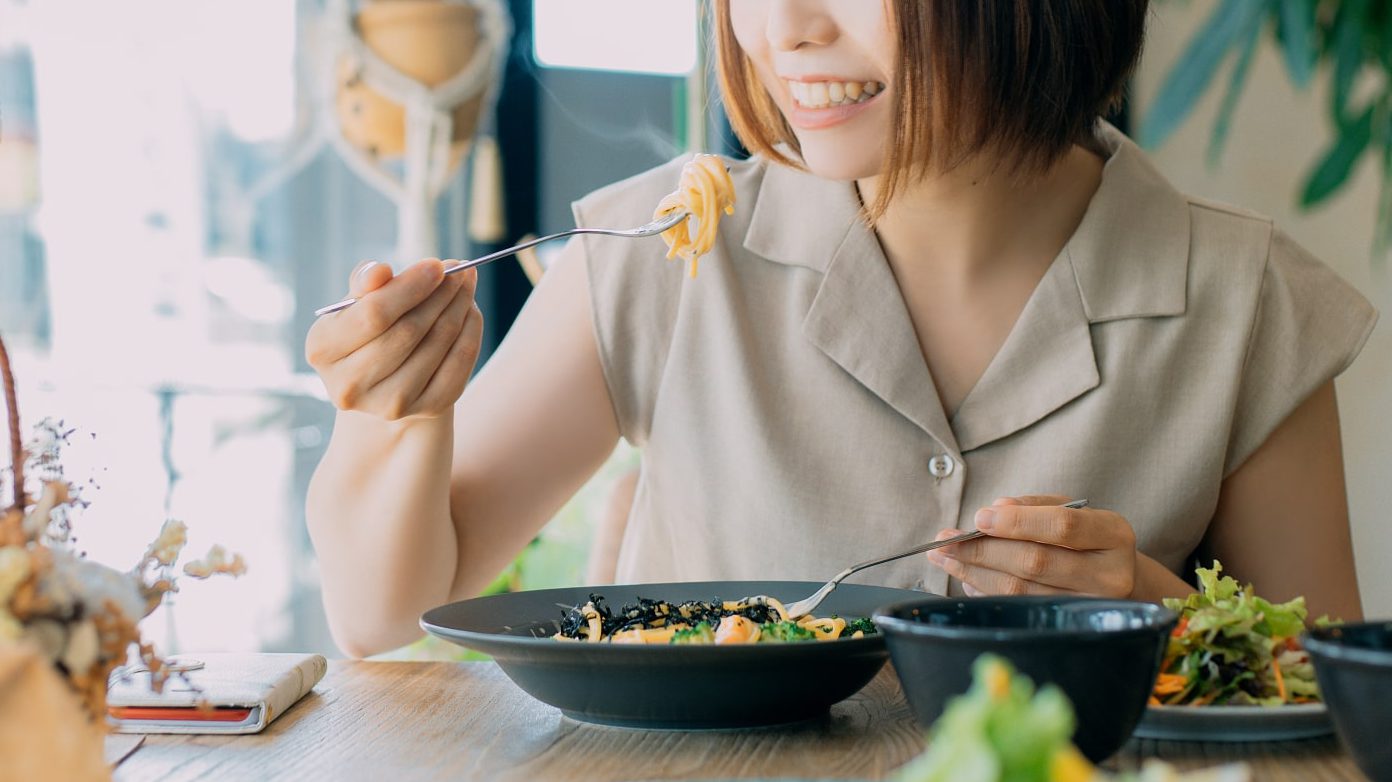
[1133,703,1332,742]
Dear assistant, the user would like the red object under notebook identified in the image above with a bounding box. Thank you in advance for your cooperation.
[106,653,326,734]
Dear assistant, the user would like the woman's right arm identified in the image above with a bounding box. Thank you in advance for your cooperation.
[305,242,620,657]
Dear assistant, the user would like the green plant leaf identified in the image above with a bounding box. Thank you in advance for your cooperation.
[1374,101,1392,259]
[1330,0,1369,121]
[1375,0,1392,72]
[1277,0,1317,87]
[1140,0,1264,149]
[1208,2,1269,166]
[1300,104,1375,207]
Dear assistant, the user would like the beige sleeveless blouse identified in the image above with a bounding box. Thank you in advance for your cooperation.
[571,123,1377,595]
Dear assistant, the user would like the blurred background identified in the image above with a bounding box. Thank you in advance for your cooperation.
[0,0,1387,658]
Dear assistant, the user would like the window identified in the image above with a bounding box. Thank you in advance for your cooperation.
[533,0,698,76]
[0,0,482,656]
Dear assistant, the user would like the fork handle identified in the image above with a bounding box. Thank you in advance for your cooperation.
[315,230,576,317]
[314,210,690,317]
[437,209,686,278]
[829,498,1092,588]
[772,503,1092,618]
[439,229,583,278]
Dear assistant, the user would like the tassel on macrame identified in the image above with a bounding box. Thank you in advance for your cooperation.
[467,134,506,244]
[0,331,25,513]
[1,331,27,548]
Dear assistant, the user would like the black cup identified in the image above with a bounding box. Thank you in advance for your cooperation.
[1303,622,1392,782]
[873,596,1175,762]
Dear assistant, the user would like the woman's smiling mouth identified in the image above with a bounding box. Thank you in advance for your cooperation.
[784,78,884,109]
[782,77,886,129]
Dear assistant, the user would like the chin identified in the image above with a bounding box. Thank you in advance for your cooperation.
[792,136,882,182]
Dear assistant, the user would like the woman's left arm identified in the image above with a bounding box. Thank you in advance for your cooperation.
[1204,380,1362,620]
[929,381,1362,619]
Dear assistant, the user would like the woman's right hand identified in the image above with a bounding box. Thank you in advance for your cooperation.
[306,259,483,421]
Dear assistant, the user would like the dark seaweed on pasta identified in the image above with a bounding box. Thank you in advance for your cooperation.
[556,594,782,639]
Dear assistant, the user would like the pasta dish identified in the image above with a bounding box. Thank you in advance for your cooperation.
[654,153,736,277]
[553,594,876,645]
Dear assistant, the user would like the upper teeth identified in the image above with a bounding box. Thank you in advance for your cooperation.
[787,79,883,109]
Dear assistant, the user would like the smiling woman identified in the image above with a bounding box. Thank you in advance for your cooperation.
[714,0,1147,214]
[304,0,1376,659]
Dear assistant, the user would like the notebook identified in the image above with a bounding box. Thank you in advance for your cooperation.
[107,652,327,734]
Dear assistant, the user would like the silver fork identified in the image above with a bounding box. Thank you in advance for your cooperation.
[757,498,1091,620]
[313,210,689,317]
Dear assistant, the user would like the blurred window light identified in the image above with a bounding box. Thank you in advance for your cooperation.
[178,0,297,142]
[533,0,697,76]
[204,256,295,325]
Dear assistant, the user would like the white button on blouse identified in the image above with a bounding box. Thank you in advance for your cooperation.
[928,454,955,479]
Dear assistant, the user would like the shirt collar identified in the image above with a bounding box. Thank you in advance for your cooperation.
[740,120,1192,324]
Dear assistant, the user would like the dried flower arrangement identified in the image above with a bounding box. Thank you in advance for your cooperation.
[0,330,246,724]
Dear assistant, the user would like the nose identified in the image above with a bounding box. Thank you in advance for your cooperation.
[765,0,837,52]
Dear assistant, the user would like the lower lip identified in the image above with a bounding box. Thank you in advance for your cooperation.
[787,94,880,130]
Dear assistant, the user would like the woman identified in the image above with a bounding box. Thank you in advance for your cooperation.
[304,1,1376,657]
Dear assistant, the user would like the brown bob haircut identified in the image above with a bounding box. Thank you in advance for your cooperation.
[713,1,1150,219]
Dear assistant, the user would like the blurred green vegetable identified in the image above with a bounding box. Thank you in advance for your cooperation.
[894,655,1083,782]
[671,622,716,644]
[893,655,1253,782]
[845,616,878,635]
[757,621,817,642]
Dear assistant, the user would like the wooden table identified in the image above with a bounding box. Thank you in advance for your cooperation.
[110,661,1367,781]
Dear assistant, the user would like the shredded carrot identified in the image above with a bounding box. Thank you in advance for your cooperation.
[1172,617,1189,638]
[1153,673,1189,696]
[1272,656,1287,702]
[1190,690,1219,707]
[1148,695,1161,706]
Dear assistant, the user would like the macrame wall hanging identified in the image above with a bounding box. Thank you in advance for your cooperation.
[325,0,511,261]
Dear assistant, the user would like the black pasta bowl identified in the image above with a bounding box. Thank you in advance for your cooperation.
[1303,621,1392,782]
[421,580,920,729]
[873,596,1175,762]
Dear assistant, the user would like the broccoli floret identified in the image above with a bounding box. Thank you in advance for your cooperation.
[670,622,715,644]
[845,617,878,636]
[757,621,817,642]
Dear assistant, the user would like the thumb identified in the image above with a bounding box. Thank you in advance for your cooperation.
[349,260,394,297]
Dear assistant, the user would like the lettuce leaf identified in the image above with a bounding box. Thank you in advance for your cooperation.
[896,656,1075,782]
[1158,561,1319,705]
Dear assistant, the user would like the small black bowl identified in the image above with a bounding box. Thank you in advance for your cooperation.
[873,596,1175,762]
[1303,622,1392,781]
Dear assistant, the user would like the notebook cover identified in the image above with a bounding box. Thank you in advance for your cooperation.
[107,652,327,734]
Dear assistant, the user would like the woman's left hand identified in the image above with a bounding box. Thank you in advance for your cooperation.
[925,495,1139,598]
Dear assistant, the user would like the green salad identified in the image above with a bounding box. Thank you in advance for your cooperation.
[1153,562,1322,707]
[893,655,1086,782]
[894,656,1249,782]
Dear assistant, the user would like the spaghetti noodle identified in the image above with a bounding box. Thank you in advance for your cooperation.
[653,153,736,277]
[553,594,875,645]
